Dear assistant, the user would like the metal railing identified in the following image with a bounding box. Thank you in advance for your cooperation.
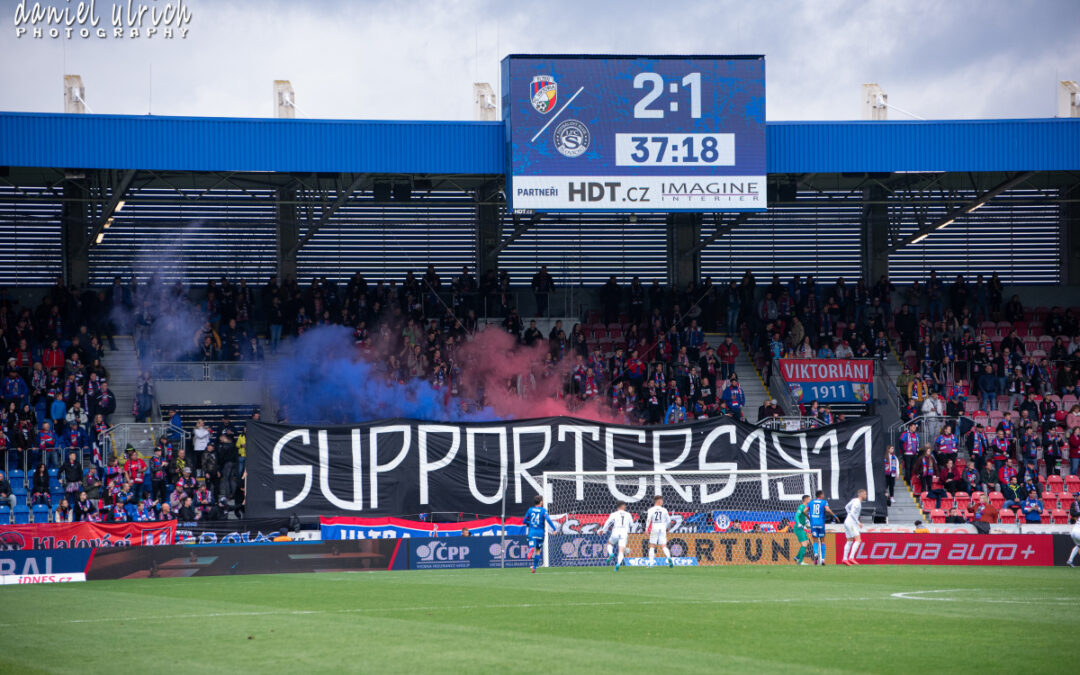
[768,368,801,416]
[152,361,263,381]
[100,422,190,465]
[888,414,972,456]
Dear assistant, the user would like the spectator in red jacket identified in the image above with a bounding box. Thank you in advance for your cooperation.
[717,337,739,380]
[123,449,147,499]
[42,339,64,371]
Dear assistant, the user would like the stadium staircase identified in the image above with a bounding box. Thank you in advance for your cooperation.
[876,351,924,523]
[101,336,139,426]
[708,333,771,423]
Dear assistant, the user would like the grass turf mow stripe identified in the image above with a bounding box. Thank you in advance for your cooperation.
[0,566,1077,674]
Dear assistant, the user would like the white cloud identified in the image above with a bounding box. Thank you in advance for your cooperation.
[0,0,1077,120]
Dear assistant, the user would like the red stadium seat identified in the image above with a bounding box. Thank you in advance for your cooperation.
[998,509,1016,524]
[970,490,984,504]
[1052,510,1070,525]
[1066,475,1080,493]
[953,492,970,512]
[1041,492,1058,510]
[920,495,936,512]
[930,509,947,524]
[1047,475,1064,492]
[1059,491,1075,511]
[931,476,943,490]
[989,491,1004,509]
[939,496,953,511]
[1013,321,1028,337]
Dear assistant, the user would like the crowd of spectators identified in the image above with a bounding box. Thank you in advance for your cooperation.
[0,281,121,474]
[41,411,249,523]
[7,265,1080,528]
[4,408,250,524]
[258,269,752,425]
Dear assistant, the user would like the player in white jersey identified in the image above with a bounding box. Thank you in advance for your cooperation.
[1068,517,1080,567]
[644,495,674,568]
[842,489,867,566]
[599,501,635,570]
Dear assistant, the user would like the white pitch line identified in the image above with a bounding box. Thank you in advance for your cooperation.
[0,596,881,629]
[530,86,584,143]
[891,589,1077,605]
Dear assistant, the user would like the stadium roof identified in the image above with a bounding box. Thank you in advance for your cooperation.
[1,111,1078,175]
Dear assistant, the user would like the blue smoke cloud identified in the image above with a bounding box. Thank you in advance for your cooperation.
[268,325,498,424]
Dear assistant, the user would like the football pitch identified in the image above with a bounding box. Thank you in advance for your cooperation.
[1,565,1077,674]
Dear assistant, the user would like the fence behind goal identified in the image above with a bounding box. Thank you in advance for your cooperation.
[542,470,821,567]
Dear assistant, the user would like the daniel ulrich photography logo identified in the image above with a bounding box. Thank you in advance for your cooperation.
[12,0,193,39]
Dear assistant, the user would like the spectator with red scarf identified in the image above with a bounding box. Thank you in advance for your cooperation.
[38,420,58,468]
[918,447,937,495]
[999,464,1021,498]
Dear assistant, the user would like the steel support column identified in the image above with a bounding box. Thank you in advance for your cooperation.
[276,185,299,281]
[863,184,890,283]
[667,212,702,289]
[61,179,90,287]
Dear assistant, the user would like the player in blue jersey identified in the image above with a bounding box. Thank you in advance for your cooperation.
[808,489,836,566]
[524,495,558,572]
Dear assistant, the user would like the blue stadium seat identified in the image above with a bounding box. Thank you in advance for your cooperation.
[31,504,50,523]
[47,467,58,478]
[0,504,10,524]
[9,469,25,485]
[50,489,63,505]
[12,505,30,525]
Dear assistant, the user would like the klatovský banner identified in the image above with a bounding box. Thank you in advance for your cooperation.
[779,358,874,403]
[0,521,176,550]
[247,416,884,519]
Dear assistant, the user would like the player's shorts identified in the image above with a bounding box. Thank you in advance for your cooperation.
[795,527,809,543]
[608,532,628,548]
[527,535,544,552]
[648,528,667,546]
[843,518,859,538]
[810,524,825,539]
[1071,530,1080,547]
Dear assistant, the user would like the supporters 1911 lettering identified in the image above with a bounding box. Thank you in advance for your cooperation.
[257,417,879,516]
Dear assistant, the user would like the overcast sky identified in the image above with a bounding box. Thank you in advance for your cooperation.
[1,0,1078,121]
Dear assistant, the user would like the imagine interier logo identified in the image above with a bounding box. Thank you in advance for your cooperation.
[13,0,193,40]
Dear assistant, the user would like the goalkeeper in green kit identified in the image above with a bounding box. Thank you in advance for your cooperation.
[794,495,812,565]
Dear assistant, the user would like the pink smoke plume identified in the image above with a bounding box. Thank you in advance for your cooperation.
[270,324,624,425]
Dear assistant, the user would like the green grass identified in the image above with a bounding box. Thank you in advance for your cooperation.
[1,566,1078,674]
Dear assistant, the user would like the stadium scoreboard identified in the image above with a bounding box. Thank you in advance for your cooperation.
[501,54,766,213]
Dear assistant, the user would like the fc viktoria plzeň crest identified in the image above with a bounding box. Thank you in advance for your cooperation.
[530,76,557,114]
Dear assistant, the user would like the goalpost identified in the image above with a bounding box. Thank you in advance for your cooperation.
[541,469,823,567]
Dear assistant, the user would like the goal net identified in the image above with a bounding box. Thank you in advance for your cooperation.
[542,470,822,567]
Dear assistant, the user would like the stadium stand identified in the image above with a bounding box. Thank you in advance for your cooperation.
[1,265,1079,525]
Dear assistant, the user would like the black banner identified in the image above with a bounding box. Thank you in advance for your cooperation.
[174,518,291,545]
[246,416,885,518]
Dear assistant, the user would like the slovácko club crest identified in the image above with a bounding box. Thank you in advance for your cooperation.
[553,119,590,158]
[530,76,557,114]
